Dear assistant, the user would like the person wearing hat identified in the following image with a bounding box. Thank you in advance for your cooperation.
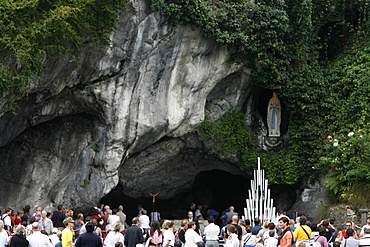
[75,222,102,247]
[62,217,74,247]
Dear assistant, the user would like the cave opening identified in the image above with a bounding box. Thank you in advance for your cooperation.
[100,170,250,220]
[99,169,299,222]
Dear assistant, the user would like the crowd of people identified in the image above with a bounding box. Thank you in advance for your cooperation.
[0,203,370,247]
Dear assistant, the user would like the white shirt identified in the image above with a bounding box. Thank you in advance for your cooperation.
[106,215,121,231]
[164,229,175,247]
[225,233,239,247]
[265,237,278,247]
[242,233,256,246]
[104,231,124,247]
[1,214,11,229]
[0,230,8,247]
[195,210,202,219]
[139,215,150,229]
[204,223,220,240]
[359,234,370,246]
[185,228,203,247]
[27,231,53,247]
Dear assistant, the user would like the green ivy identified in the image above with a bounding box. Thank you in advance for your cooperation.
[198,111,302,185]
[153,0,370,203]
[0,0,126,112]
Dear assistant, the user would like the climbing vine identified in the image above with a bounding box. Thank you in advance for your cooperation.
[152,0,370,204]
[0,0,126,112]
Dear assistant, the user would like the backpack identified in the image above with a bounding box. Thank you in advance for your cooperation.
[151,230,163,245]
[0,214,8,231]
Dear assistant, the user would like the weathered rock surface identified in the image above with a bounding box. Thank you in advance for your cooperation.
[0,0,328,217]
[0,0,252,212]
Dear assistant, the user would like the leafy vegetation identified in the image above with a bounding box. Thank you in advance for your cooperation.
[0,0,125,112]
[151,0,370,205]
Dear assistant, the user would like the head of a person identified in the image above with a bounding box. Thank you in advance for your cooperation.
[329,217,336,225]
[137,204,143,210]
[289,219,295,226]
[92,218,98,226]
[15,224,26,235]
[77,213,84,221]
[114,222,122,232]
[268,222,275,230]
[115,243,124,247]
[254,218,261,226]
[167,221,175,229]
[162,220,169,230]
[346,228,354,237]
[132,217,139,225]
[63,217,74,227]
[107,209,113,215]
[345,221,352,229]
[28,216,35,224]
[190,203,196,210]
[118,205,124,211]
[32,222,40,231]
[319,227,328,236]
[5,208,12,215]
[187,211,194,219]
[227,224,237,234]
[67,209,74,217]
[57,205,63,211]
[17,210,24,217]
[229,206,235,212]
[86,222,94,233]
[245,225,252,233]
[239,219,246,226]
[142,210,147,215]
[41,211,47,219]
[207,216,214,224]
[279,217,289,228]
[181,219,189,229]
[245,219,251,226]
[232,214,239,223]
[23,205,31,213]
[150,220,161,235]
[197,242,205,247]
[277,209,284,216]
[269,230,275,237]
[322,219,330,227]
[299,216,307,225]
[188,221,195,230]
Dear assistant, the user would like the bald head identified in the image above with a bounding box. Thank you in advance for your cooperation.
[232,214,239,223]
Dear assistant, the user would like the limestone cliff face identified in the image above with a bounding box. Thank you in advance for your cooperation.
[0,0,254,211]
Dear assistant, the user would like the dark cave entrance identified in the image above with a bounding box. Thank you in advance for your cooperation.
[100,170,250,220]
[100,169,299,221]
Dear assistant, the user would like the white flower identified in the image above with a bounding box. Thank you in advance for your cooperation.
[333,139,339,147]
[327,135,332,139]
[348,132,354,137]
[360,135,363,138]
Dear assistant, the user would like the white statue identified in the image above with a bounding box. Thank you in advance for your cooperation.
[267,92,281,137]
